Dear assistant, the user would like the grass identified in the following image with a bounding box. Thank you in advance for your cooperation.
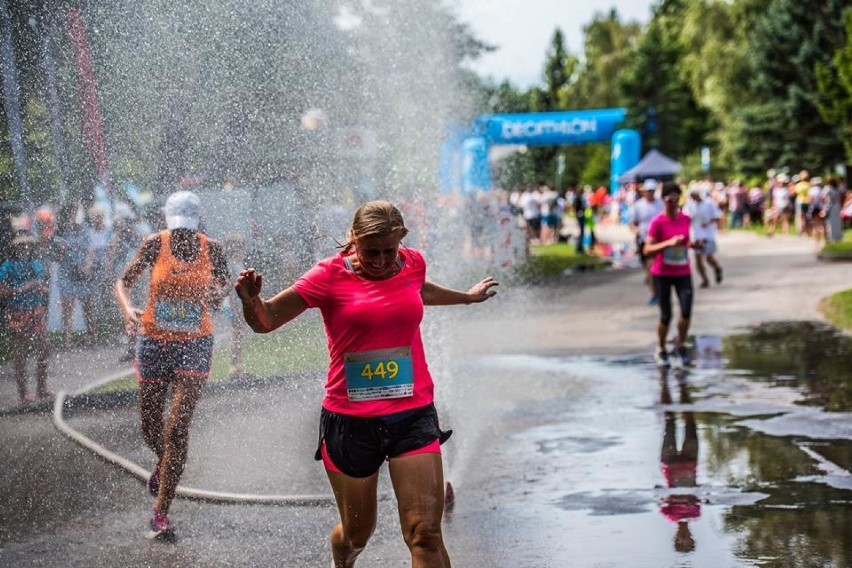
[820,289,852,332]
[732,223,852,256]
[819,228,852,257]
[515,242,612,281]
[821,240,852,255]
[818,228,852,331]
[729,223,770,237]
[91,317,328,394]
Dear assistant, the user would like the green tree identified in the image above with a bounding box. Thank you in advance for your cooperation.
[0,0,61,203]
[734,0,847,174]
[524,29,575,187]
[566,9,641,110]
[561,9,641,187]
[578,144,609,188]
[481,79,537,190]
[678,0,772,174]
[485,79,531,114]
[541,28,574,110]
[815,7,852,165]
[345,0,493,196]
[58,0,491,202]
[22,97,59,203]
[619,0,710,159]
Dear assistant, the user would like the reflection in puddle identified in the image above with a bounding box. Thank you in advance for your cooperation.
[659,367,700,553]
[725,321,852,410]
[462,322,852,565]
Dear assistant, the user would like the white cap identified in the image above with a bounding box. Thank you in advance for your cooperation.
[164,191,200,230]
[642,179,658,191]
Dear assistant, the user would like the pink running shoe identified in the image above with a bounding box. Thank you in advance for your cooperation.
[147,510,174,539]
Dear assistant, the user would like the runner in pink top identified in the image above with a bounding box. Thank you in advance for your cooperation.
[235,200,498,568]
[647,208,691,278]
[644,182,700,368]
[292,246,433,417]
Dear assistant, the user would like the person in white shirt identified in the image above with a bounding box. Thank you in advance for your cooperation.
[685,187,723,288]
[630,179,665,303]
[539,185,560,245]
[767,178,792,236]
[520,187,542,244]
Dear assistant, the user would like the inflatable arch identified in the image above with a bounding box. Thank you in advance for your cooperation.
[440,108,641,194]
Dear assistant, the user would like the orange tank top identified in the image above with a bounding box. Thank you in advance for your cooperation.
[141,231,214,341]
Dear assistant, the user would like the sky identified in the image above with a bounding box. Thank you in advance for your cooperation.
[452,0,656,89]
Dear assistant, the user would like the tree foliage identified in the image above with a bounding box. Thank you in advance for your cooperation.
[815,7,852,164]
[618,0,710,158]
[734,0,847,174]
[490,0,850,185]
[567,9,640,110]
[3,0,852,205]
[0,0,490,203]
[525,28,574,187]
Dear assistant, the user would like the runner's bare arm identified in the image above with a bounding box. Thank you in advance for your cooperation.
[421,277,498,306]
[643,235,685,256]
[235,269,308,333]
[207,240,232,306]
[114,235,159,333]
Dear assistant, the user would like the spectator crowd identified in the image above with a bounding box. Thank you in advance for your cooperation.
[0,170,849,406]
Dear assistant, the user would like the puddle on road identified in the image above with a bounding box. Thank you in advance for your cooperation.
[458,321,852,567]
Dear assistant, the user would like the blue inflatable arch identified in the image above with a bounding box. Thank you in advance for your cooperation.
[441,108,641,194]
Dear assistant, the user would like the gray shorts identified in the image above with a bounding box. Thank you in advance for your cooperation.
[696,239,717,255]
[135,334,213,382]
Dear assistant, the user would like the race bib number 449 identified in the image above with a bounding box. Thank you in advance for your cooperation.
[344,346,414,402]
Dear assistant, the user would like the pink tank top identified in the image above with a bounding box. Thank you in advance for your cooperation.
[292,248,434,418]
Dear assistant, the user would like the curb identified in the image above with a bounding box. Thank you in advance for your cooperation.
[817,253,852,262]
[52,372,339,506]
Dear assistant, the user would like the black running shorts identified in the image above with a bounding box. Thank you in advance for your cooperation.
[314,403,451,478]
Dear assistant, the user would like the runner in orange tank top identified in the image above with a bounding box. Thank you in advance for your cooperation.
[115,191,229,539]
[140,230,215,341]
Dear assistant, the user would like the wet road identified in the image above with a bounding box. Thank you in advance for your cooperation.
[5,328,852,567]
[2,230,852,567]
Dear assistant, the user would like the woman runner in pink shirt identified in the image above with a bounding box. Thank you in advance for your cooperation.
[235,201,498,568]
[644,183,702,367]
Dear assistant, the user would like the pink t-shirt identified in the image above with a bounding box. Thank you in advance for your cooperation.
[292,247,433,417]
[647,212,692,277]
[660,460,700,521]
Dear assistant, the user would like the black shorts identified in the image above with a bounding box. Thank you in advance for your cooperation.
[636,236,648,265]
[653,275,694,324]
[314,403,451,478]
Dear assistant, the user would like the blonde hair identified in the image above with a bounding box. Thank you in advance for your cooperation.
[342,201,408,253]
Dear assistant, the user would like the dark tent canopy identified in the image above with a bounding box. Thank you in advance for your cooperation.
[618,149,682,183]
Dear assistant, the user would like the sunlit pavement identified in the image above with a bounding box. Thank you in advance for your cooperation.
[1,229,851,567]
